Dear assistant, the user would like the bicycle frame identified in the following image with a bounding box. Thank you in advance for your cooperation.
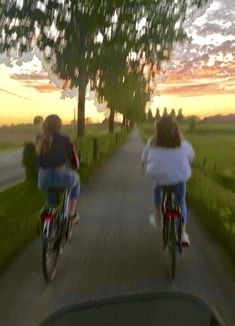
[40,189,70,240]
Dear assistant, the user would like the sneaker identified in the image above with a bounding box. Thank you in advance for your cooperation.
[149,214,158,229]
[70,214,80,225]
[181,231,190,247]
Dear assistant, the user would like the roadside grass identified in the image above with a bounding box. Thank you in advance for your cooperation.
[0,129,130,273]
[138,121,235,262]
[0,182,44,272]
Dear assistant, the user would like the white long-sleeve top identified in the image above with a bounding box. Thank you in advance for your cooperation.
[141,138,195,186]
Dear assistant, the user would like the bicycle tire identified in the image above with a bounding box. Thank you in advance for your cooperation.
[162,217,169,249]
[177,219,182,254]
[42,220,59,282]
[168,220,177,280]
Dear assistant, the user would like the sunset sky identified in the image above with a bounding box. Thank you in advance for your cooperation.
[0,0,235,125]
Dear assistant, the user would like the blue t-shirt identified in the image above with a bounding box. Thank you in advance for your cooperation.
[38,133,73,168]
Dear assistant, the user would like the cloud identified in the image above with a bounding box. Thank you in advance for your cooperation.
[25,83,58,93]
[10,71,62,93]
[11,73,48,81]
[160,78,235,97]
[158,0,235,98]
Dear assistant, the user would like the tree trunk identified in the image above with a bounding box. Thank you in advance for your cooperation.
[109,108,115,133]
[77,73,88,137]
[123,115,128,129]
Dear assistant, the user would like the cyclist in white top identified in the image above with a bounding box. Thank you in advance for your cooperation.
[141,116,195,245]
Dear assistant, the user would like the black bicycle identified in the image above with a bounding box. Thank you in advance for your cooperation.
[161,186,184,280]
[39,188,74,282]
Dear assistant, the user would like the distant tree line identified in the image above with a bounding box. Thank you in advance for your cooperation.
[146,107,184,122]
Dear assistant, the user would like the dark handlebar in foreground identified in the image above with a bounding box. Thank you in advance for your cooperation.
[41,291,226,326]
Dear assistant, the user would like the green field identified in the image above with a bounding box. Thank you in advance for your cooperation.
[0,124,121,151]
[139,121,235,261]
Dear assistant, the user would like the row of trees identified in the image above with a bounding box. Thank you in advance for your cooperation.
[0,0,208,137]
[147,108,184,121]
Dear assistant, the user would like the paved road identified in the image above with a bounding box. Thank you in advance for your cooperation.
[0,148,24,190]
[0,130,234,325]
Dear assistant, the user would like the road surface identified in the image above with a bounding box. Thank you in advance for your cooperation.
[0,130,234,325]
[0,148,24,190]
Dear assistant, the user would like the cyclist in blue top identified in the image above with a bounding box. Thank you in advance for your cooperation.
[36,114,80,223]
[141,116,195,245]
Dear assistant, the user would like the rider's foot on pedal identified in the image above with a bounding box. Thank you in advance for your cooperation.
[149,214,158,229]
[181,231,190,247]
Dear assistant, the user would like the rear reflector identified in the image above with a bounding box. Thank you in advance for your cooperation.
[40,214,53,222]
[164,211,180,220]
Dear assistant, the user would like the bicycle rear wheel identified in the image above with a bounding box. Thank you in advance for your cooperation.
[42,220,59,282]
[168,221,177,280]
[162,217,169,249]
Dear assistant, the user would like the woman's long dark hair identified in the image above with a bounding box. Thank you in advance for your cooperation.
[37,114,62,155]
[151,116,181,148]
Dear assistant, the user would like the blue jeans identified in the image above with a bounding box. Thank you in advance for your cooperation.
[154,183,188,224]
[38,167,80,205]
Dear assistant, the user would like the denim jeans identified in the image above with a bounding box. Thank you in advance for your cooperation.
[38,167,80,205]
[154,182,188,224]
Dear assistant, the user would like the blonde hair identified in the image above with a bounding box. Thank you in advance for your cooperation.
[37,114,62,155]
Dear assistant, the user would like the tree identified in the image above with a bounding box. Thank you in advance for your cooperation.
[0,1,117,136]
[0,0,208,136]
[163,107,168,117]
[155,108,161,120]
[188,116,197,133]
[177,108,184,122]
[97,59,149,132]
[33,116,44,126]
[147,109,154,121]
[170,109,176,119]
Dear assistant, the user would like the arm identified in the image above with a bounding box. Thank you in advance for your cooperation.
[65,137,80,170]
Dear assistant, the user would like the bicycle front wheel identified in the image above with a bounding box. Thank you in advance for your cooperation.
[42,220,59,282]
[168,221,177,280]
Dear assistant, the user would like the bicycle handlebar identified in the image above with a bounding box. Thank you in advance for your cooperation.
[41,292,226,326]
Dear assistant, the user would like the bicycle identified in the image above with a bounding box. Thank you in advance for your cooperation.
[161,185,185,280]
[39,188,74,282]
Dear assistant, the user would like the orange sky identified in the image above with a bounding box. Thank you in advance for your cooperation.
[0,62,106,125]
